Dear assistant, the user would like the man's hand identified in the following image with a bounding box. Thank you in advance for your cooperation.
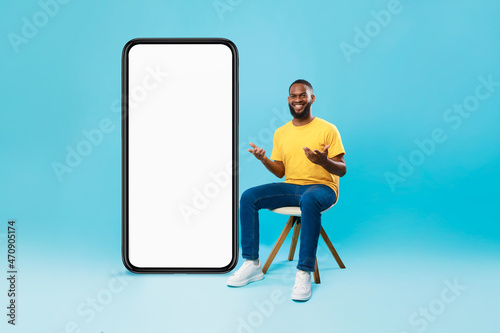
[248,142,266,161]
[303,145,330,165]
[303,145,347,177]
[248,142,285,178]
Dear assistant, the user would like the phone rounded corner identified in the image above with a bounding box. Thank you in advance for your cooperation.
[122,38,143,59]
[122,253,142,274]
[220,254,239,273]
[218,38,238,59]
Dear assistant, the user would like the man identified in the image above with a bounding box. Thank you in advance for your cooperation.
[227,79,346,301]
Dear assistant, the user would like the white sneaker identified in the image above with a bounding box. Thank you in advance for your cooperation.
[291,270,312,301]
[227,259,264,287]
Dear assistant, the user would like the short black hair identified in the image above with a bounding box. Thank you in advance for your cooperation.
[289,79,313,93]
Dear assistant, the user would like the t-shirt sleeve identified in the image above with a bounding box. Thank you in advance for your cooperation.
[327,125,345,158]
[270,129,282,161]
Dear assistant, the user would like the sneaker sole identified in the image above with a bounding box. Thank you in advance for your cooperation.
[291,291,311,301]
[227,273,264,287]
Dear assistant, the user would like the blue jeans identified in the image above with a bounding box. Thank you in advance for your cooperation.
[240,182,336,272]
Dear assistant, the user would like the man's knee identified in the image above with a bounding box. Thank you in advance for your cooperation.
[240,187,258,207]
[299,194,322,210]
[240,183,276,205]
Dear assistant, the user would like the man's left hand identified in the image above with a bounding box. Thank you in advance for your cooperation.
[303,145,330,165]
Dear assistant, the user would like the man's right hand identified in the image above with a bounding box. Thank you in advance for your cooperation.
[248,142,285,178]
[248,142,266,161]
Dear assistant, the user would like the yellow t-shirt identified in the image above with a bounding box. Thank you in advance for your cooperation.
[270,117,345,198]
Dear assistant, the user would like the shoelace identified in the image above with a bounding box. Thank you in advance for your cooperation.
[293,271,310,290]
[232,261,255,277]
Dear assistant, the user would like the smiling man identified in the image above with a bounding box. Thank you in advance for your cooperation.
[227,79,347,301]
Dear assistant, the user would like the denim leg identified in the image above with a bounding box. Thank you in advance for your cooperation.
[296,185,336,272]
[240,182,300,260]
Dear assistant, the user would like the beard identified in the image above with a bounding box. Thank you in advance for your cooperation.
[288,101,312,119]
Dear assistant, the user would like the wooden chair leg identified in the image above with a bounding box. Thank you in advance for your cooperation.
[262,216,296,274]
[313,257,320,284]
[288,218,301,261]
[320,226,346,269]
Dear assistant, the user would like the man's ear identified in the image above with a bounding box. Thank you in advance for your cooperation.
[310,94,316,104]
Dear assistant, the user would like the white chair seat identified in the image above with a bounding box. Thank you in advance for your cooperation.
[268,202,336,217]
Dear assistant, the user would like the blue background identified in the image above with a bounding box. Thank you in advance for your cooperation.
[1,0,499,332]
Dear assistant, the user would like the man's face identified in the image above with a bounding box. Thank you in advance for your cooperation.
[288,83,315,119]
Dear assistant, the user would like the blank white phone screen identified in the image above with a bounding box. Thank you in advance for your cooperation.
[126,42,235,269]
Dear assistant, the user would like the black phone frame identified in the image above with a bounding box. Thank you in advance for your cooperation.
[121,38,239,273]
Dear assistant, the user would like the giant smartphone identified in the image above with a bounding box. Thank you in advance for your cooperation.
[122,38,238,273]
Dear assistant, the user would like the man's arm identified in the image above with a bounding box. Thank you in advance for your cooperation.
[319,153,346,177]
[303,145,347,177]
[261,157,285,178]
[248,142,285,178]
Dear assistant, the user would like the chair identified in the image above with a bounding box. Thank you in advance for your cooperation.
[262,202,345,284]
